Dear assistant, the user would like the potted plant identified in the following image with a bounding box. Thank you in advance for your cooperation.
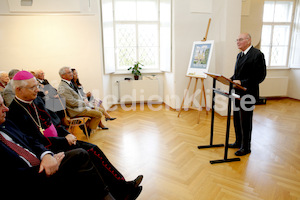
[128,61,143,80]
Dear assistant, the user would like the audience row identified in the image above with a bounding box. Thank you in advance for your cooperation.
[1,67,116,135]
[0,68,141,199]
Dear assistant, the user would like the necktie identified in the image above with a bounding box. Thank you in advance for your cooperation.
[0,133,40,166]
[70,82,78,93]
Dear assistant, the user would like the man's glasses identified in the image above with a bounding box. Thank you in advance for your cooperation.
[236,38,249,42]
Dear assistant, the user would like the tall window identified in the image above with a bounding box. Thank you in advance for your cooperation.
[261,0,294,68]
[101,0,171,74]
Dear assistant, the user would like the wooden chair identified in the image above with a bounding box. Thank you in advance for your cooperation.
[58,96,91,139]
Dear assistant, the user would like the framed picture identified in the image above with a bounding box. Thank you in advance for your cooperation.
[186,40,214,78]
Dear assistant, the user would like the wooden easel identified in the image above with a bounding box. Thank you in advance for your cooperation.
[177,18,211,124]
[177,76,208,124]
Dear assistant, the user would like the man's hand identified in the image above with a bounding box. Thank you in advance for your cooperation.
[65,134,77,146]
[39,153,63,176]
[233,80,241,88]
[233,80,241,85]
[84,98,90,106]
[53,152,65,165]
[86,92,92,98]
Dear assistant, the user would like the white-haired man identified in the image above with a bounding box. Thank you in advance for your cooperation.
[0,71,9,93]
[229,33,266,156]
[58,66,108,134]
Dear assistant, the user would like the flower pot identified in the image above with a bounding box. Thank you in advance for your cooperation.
[134,75,139,80]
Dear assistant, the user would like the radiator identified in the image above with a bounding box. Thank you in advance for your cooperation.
[118,80,160,103]
[260,77,289,97]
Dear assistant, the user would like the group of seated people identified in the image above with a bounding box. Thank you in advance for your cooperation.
[1,67,116,136]
[0,69,142,199]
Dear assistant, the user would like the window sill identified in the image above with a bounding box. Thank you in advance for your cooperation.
[112,69,164,75]
[267,67,290,70]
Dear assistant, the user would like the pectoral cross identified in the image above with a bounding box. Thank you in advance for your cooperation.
[40,127,45,135]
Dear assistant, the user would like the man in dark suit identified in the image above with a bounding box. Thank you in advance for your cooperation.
[230,33,266,156]
[34,69,65,119]
[0,94,115,199]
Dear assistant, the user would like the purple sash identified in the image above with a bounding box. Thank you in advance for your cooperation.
[43,123,58,137]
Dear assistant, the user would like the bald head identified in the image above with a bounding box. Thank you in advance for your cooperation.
[34,69,45,80]
[236,33,252,51]
[0,71,9,85]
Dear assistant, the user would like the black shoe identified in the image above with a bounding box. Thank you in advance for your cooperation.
[127,175,143,188]
[228,142,241,148]
[124,186,142,200]
[235,149,251,156]
[79,125,91,137]
[106,117,117,121]
[103,192,116,200]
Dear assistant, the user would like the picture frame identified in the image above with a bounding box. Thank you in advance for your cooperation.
[186,40,214,78]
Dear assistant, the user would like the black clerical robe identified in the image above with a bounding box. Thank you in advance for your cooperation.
[7,96,69,150]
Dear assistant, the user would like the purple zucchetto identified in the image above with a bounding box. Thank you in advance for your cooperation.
[13,70,34,80]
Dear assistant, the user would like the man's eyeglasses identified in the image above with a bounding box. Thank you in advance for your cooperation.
[236,38,249,42]
[24,85,39,91]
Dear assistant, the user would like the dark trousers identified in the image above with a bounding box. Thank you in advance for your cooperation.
[50,148,110,199]
[50,140,126,198]
[5,148,110,199]
[233,99,254,151]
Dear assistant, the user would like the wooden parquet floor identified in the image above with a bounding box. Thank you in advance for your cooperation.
[75,98,300,200]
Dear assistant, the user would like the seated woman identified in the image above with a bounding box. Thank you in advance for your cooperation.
[71,68,116,122]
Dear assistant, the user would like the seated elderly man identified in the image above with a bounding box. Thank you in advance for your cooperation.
[58,66,108,135]
[3,69,19,106]
[7,70,143,200]
[0,94,116,199]
[34,69,65,119]
[0,71,9,94]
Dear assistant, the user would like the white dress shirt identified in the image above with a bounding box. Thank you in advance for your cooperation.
[0,131,53,167]
[243,45,252,55]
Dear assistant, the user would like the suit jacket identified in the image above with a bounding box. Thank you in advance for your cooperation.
[37,79,66,112]
[38,78,58,99]
[58,80,89,117]
[231,46,267,100]
[3,81,15,106]
[0,120,48,179]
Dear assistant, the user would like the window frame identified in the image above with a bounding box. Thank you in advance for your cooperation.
[261,0,295,69]
[100,0,172,74]
[113,21,160,72]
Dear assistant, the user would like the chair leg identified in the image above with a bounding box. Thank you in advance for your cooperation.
[83,124,90,140]
[68,124,73,134]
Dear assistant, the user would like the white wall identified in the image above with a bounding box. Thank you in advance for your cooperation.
[170,0,212,109]
[241,0,264,47]
[288,0,300,100]
[0,0,107,106]
[165,0,242,116]
[288,69,300,99]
